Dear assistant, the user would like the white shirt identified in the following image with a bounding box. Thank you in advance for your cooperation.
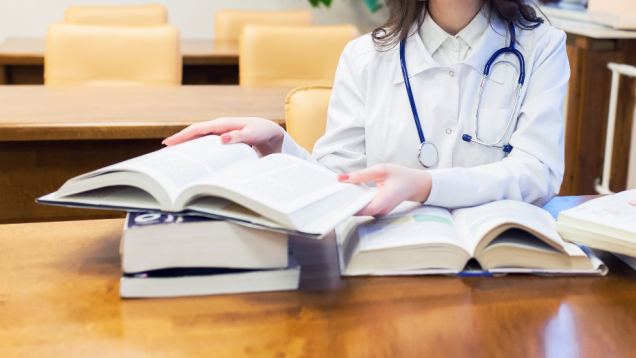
[420,9,488,66]
[282,11,569,209]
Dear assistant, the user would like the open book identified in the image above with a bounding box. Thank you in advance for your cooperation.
[37,135,375,237]
[337,200,607,276]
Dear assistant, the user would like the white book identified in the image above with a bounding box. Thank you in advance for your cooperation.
[37,135,375,238]
[557,190,636,257]
[121,212,289,273]
[120,253,300,298]
[338,201,607,276]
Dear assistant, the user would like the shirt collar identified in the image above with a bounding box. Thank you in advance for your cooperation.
[394,15,509,84]
[420,10,489,58]
[419,12,449,57]
[457,10,489,49]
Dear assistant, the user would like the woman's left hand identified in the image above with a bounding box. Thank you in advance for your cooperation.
[337,164,432,217]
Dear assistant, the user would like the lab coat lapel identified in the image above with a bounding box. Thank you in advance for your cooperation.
[463,18,509,84]
[393,25,438,84]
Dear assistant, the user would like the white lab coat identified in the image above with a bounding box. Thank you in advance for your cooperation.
[282,17,569,209]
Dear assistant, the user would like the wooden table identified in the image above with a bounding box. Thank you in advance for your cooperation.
[0,38,240,85]
[1,195,635,357]
[544,13,636,195]
[0,85,292,224]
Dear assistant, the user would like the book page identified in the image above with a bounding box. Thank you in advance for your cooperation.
[560,190,636,234]
[201,153,357,214]
[101,136,258,198]
[356,202,467,252]
[452,200,566,255]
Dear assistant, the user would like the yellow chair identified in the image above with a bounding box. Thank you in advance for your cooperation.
[64,5,168,26]
[45,22,181,86]
[285,86,332,152]
[215,9,313,42]
[240,25,359,86]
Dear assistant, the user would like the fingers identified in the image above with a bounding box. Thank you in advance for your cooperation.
[163,118,245,146]
[337,164,389,184]
[219,129,253,145]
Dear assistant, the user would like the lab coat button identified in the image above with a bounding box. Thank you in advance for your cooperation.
[446,128,452,134]
[449,71,455,77]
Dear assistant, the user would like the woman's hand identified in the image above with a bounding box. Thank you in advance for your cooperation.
[338,164,432,217]
[162,117,286,157]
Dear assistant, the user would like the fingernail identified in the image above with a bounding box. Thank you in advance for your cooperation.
[337,174,349,181]
[221,135,231,143]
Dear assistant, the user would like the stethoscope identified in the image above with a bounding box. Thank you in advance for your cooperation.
[400,22,525,168]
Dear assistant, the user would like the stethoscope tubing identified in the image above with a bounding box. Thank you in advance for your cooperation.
[399,39,426,144]
[400,21,524,157]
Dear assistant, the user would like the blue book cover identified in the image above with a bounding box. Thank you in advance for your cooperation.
[126,212,217,229]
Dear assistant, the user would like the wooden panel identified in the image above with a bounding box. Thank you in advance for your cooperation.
[562,44,583,195]
[561,35,629,195]
[5,65,45,84]
[0,65,6,85]
[0,37,46,65]
[181,40,240,66]
[2,196,636,357]
[610,39,636,192]
[182,65,239,85]
[0,139,164,224]
[0,86,290,141]
[3,64,238,85]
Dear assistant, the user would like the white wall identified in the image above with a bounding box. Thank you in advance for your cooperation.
[0,0,390,43]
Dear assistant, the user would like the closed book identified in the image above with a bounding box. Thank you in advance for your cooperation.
[556,189,636,257]
[122,212,288,273]
[120,253,300,298]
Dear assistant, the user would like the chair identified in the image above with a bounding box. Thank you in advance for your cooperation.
[239,25,359,86]
[45,22,181,86]
[64,5,168,26]
[215,10,313,41]
[285,86,332,152]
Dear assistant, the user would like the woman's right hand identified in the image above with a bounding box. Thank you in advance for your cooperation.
[162,117,286,157]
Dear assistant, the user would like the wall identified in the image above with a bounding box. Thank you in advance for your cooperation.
[0,0,390,43]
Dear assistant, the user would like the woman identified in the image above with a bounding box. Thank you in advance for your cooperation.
[164,0,568,217]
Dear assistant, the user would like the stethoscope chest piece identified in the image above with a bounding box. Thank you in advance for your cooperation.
[418,142,438,168]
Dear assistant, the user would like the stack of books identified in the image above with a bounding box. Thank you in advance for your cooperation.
[36,135,375,297]
[119,212,300,298]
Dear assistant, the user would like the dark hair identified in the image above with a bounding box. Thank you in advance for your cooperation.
[371,0,545,50]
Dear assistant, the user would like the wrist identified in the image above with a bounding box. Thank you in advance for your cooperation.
[410,170,432,203]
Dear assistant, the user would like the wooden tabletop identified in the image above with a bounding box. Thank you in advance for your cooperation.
[1,195,636,357]
[0,37,239,66]
[0,85,292,141]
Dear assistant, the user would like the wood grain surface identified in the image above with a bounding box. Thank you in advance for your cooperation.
[0,86,290,141]
[1,196,635,357]
[0,38,239,66]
